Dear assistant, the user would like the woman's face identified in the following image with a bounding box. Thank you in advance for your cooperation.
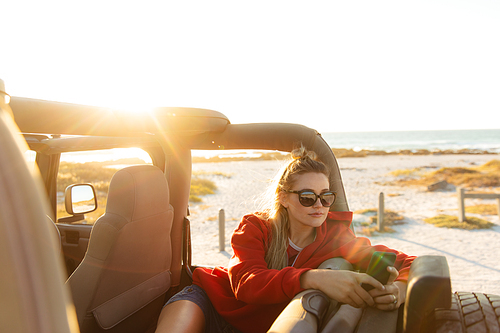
[280,172,330,229]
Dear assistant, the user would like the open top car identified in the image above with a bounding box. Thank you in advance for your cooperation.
[1,78,499,333]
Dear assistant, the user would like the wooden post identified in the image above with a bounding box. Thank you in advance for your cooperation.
[219,209,225,252]
[378,192,384,232]
[458,187,466,222]
[497,198,500,219]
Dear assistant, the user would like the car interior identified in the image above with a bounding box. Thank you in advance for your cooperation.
[1,92,454,333]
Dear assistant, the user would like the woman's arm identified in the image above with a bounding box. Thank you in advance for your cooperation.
[300,263,405,310]
[299,269,385,308]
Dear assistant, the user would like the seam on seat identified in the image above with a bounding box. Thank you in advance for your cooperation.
[91,270,171,329]
[105,206,173,225]
[98,209,172,230]
[93,213,128,231]
[126,207,174,225]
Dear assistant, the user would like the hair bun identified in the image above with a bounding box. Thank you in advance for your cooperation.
[291,145,318,161]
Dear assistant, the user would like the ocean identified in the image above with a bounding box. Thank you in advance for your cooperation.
[320,129,500,153]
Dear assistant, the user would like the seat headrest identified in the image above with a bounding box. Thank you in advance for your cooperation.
[105,165,170,222]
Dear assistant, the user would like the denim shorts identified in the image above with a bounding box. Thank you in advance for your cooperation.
[165,284,242,333]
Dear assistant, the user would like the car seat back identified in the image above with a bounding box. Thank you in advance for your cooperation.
[66,165,174,333]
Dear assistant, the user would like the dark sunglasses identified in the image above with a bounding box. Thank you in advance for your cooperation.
[286,190,336,207]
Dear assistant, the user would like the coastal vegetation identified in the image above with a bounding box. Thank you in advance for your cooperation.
[424,215,495,230]
[189,178,217,202]
[354,208,405,236]
[390,160,500,188]
[332,148,497,157]
[193,170,232,178]
[192,149,498,163]
[190,170,232,202]
[192,152,288,163]
[465,204,498,215]
[57,160,119,193]
[389,168,427,178]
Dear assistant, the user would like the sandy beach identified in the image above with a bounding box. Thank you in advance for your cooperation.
[188,154,500,295]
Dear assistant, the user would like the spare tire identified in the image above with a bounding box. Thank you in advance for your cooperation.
[432,292,500,333]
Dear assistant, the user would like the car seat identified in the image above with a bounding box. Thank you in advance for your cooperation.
[66,165,174,333]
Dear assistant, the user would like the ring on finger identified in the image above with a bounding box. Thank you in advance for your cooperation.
[392,294,397,304]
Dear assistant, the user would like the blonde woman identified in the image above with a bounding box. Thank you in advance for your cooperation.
[156,147,415,333]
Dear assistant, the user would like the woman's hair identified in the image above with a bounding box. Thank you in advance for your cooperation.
[257,145,330,270]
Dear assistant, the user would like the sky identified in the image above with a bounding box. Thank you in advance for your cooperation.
[1,0,499,133]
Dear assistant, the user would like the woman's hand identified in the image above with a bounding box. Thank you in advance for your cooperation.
[300,269,385,308]
[369,266,407,311]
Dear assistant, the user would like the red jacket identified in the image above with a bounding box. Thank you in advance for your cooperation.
[193,211,415,333]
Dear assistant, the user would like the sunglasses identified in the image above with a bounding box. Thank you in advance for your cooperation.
[286,190,336,207]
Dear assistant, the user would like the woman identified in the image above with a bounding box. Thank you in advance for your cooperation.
[156,147,415,333]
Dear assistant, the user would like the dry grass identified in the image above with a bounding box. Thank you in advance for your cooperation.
[354,209,405,236]
[424,215,495,230]
[389,159,500,188]
[192,149,497,162]
[331,148,494,158]
[389,168,426,178]
[355,208,405,225]
[192,152,288,163]
[359,225,396,236]
[58,161,117,193]
[478,159,500,172]
[193,170,232,178]
[189,178,217,202]
[465,204,498,215]
[431,167,499,187]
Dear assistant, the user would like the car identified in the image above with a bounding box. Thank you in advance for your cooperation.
[1,77,499,333]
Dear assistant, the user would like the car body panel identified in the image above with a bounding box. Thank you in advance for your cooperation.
[10,96,230,136]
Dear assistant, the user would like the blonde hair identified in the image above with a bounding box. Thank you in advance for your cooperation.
[257,146,330,270]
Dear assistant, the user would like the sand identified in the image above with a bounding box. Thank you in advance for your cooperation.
[188,154,500,295]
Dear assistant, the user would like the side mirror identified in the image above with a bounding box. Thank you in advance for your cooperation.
[65,184,97,215]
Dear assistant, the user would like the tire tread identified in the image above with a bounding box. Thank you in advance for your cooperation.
[434,292,500,333]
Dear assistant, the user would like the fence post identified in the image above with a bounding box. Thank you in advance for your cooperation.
[378,192,384,232]
[219,209,225,252]
[458,187,466,222]
[497,198,500,219]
